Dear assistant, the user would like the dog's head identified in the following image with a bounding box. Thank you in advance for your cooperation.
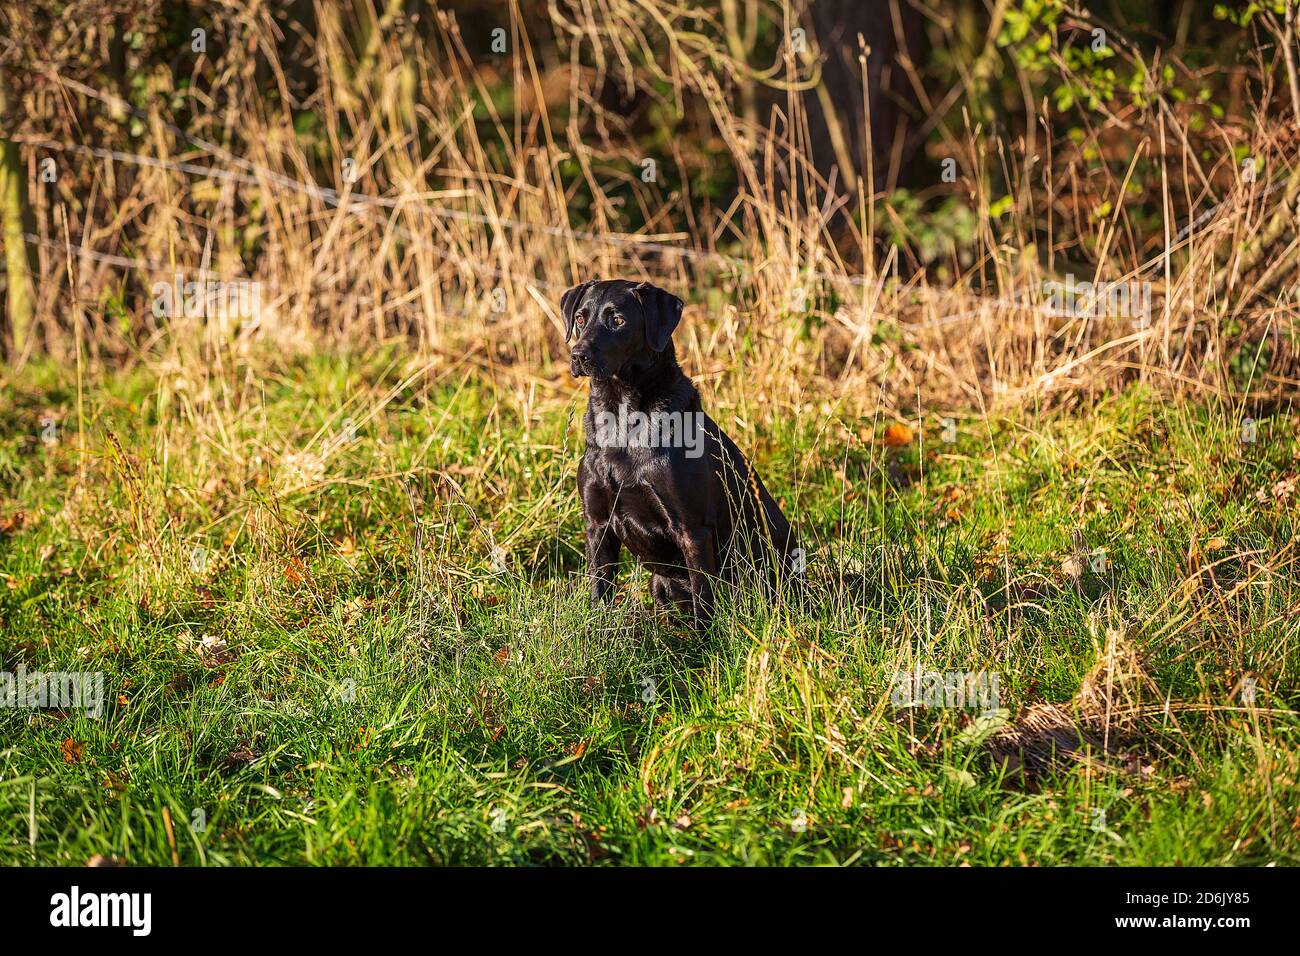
[560,279,683,380]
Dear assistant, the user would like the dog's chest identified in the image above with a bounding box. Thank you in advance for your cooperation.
[588,451,670,517]
[586,454,684,563]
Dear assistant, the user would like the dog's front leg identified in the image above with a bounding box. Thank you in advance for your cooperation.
[680,528,718,625]
[579,459,621,604]
[585,521,622,604]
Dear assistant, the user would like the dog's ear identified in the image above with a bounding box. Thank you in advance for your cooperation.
[560,280,596,342]
[635,282,684,352]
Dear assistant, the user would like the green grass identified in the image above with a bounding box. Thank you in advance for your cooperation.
[1,351,1297,865]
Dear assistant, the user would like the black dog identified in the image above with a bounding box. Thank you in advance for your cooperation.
[563,278,799,625]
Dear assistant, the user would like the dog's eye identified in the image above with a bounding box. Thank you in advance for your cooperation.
[574,311,586,329]
[609,313,625,329]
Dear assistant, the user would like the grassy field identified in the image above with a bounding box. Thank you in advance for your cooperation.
[0,347,1296,866]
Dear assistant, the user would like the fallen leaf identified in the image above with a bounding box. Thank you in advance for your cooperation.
[195,633,235,666]
[340,596,366,625]
[283,556,306,585]
[882,422,914,447]
[225,743,259,766]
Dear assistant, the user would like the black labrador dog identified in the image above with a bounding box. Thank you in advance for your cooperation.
[563,278,799,625]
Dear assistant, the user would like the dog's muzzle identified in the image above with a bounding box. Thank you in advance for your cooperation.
[570,346,594,378]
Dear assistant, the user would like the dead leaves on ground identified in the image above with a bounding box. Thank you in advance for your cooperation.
[881,422,915,447]
[175,629,237,667]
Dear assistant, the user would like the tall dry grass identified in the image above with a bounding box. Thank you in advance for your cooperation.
[3,0,1298,425]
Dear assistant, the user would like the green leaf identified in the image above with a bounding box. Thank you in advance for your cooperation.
[956,711,1012,748]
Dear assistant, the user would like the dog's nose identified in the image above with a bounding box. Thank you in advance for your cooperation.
[570,347,591,375]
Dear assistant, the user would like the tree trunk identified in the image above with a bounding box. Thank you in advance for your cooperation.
[801,0,929,193]
[0,68,36,360]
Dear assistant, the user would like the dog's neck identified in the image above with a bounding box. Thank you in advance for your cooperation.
[590,344,692,412]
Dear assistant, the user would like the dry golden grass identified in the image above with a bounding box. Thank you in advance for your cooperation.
[3,0,1296,427]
